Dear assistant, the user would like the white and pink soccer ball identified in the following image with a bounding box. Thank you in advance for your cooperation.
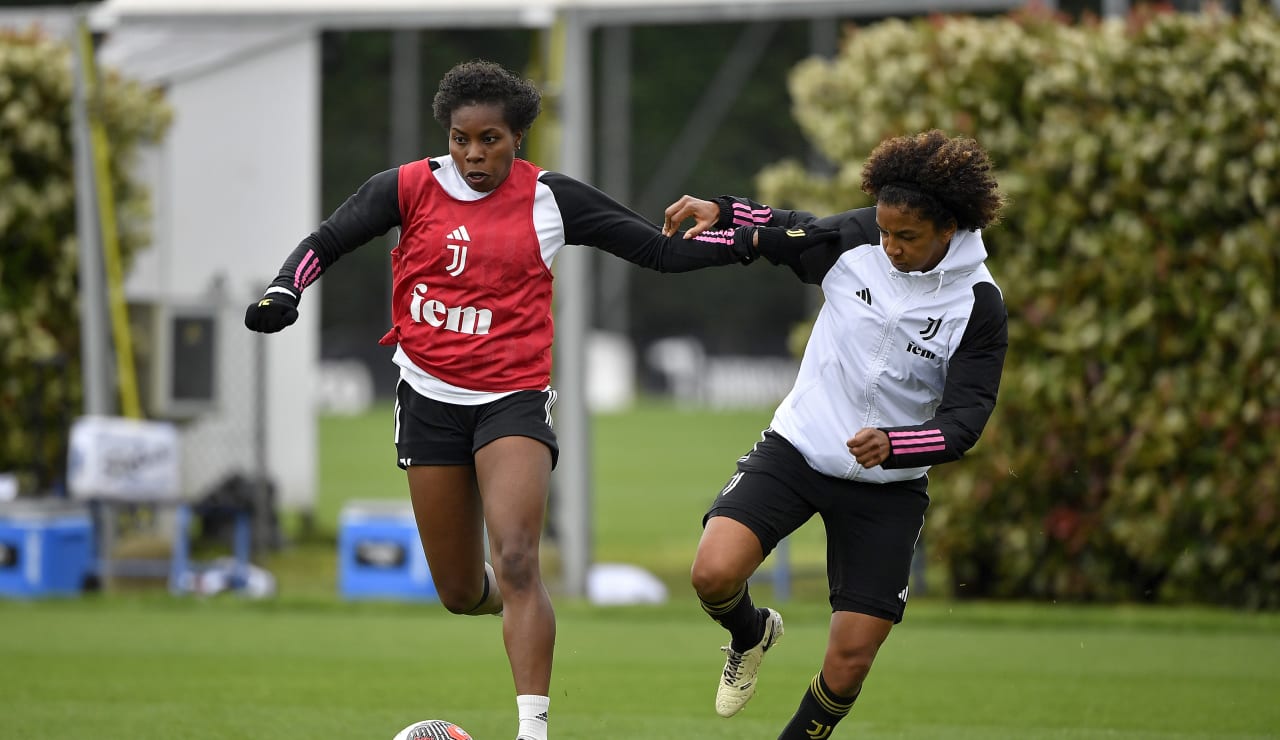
[393,719,472,740]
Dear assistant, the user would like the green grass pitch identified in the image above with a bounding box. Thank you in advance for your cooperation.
[1,401,1277,738]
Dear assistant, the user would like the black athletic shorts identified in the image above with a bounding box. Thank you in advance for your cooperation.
[704,429,929,623]
[393,380,559,470]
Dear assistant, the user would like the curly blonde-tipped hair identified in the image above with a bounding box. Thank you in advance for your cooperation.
[861,129,1005,232]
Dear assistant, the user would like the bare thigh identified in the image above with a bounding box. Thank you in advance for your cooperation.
[406,464,485,603]
[475,435,552,590]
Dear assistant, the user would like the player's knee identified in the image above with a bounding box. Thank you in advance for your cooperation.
[436,581,485,614]
[495,547,539,593]
[824,644,878,694]
[689,557,739,600]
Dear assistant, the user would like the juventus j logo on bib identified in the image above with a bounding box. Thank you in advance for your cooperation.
[445,225,470,276]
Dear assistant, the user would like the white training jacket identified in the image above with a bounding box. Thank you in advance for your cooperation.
[716,198,1008,483]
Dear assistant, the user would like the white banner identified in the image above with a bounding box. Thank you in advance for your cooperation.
[67,416,182,500]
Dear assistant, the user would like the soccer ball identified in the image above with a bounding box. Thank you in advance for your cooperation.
[392,719,472,740]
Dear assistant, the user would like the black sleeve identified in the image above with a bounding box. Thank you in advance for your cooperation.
[879,282,1008,468]
[754,207,880,285]
[266,168,402,299]
[541,173,754,272]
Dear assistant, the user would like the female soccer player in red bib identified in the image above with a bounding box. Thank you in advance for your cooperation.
[245,60,829,740]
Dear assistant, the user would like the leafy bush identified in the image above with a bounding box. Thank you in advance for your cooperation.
[759,4,1280,606]
[0,28,170,492]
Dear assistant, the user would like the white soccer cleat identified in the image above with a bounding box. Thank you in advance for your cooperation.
[715,607,784,718]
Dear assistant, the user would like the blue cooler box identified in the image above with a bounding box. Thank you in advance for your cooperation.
[338,500,436,601]
[0,500,96,598]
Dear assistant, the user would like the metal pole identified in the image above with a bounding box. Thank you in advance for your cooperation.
[252,328,274,552]
[389,30,421,166]
[597,25,631,335]
[387,30,421,324]
[70,16,112,417]
[553,9,593,599]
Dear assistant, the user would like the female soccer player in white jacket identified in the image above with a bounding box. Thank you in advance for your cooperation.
[663,129,1009,739]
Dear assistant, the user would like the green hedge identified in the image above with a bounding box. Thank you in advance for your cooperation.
[759,4,1280,606]
[0,29,170,492]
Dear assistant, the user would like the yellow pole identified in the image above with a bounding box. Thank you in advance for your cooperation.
[524,18,565,170]
[77,20,142,419]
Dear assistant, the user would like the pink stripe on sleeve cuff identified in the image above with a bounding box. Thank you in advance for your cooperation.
[894,444,947,455]
[888,429,946,455]
[693,229,735,245]
[294,250,321,290]
[730,202,772,226]
[888,429,942,438]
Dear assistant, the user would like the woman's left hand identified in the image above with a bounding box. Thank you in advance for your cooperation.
[663,195,720,238]
[847,428,890,468]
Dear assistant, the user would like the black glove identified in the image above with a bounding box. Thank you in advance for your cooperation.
[244,288,299,333]
[747,225,841,265]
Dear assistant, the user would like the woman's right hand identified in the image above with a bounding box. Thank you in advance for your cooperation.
[662,195,720,238]
[244,288,299,333]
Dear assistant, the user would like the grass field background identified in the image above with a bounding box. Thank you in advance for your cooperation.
[2,401,1278,739]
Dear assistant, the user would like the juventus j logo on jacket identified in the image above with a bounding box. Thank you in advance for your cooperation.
[445,225,470,276]
[919,317,940,341]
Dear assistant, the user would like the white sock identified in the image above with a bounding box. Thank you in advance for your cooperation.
[516,694,549,740]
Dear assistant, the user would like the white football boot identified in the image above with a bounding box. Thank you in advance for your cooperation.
[715,608,784,717]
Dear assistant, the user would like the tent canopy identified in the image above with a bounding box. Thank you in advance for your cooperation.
[92,0,1019,29]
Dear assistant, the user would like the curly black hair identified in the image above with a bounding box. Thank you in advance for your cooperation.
[861,129,1006,232]
[431,59,542,134]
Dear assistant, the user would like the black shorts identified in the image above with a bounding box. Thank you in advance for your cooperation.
[704,429,929,623]
[393,380,560,470]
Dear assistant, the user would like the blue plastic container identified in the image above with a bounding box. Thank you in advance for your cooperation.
[337,501,436,601]
[0,501,96,598]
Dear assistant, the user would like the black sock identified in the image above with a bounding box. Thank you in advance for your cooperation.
[777,672,858,740]
[698,584,766,652]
